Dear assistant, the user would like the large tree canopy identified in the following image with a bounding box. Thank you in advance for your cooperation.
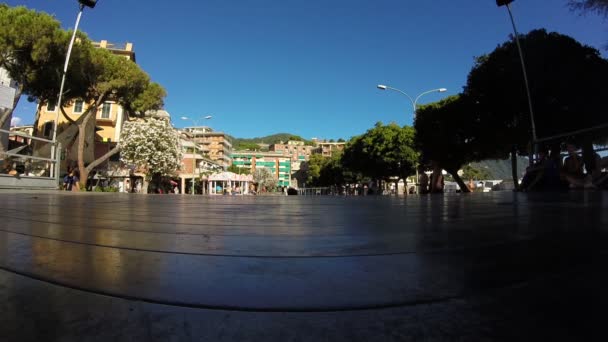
[0,4,74,151]
[464,29,608,148]
[569,0,608,17]
[342,122,418,183]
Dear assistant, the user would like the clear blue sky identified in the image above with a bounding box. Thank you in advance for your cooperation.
[7,0,607,140]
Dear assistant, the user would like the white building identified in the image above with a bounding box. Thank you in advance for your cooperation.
[1,67,18,151]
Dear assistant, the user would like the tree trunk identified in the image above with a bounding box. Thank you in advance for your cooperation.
[511,147,519,191]
[77,121,88,187]
[142,177,149,194]
[449,168,470,193]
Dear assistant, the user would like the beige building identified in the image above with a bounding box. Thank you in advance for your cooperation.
[183,126,232,169]
[177,130,223,194]
[269,140,316,162]
[315,141,346,158]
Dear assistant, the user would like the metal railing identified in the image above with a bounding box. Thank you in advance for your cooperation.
[0,128,61,188]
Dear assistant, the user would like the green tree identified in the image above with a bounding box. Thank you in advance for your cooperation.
[305,154,324,185]
[466,29,608,144]
[318,151,349,186]
[120,118,181,193]
[342,122,418,190]
[415,96,479,192]
[253,168,278,191]
[234,142,260,151]
[227,164,250,175]
[461,164,492,181]
[464,29,608,185]
[0,4,72,152]
[61,45,166,185]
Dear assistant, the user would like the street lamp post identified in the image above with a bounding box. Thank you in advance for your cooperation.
[377,84,447,194]
[496,0,537,165]
[377,85,447,117]
[51,0,99,178]
[181,115,212,195]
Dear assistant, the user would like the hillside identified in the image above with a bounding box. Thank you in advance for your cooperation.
[471,157,528,180]
[230,133,311,151]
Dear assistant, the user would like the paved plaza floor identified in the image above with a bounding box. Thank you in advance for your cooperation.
[1,190,607,341]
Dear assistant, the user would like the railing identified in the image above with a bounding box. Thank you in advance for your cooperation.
[0,128,61,189]
[298,187,332,196]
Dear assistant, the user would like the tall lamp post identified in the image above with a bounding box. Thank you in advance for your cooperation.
[377,84,447,194]
[51,0,99,178]
[496,0,537,165]
[181,115,212,195]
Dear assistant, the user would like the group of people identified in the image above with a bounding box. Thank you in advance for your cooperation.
[520,142,608,192]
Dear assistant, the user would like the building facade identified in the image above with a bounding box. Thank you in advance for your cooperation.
[182,126,233,169]
[177,129,223,194]
[232,151,291,187]
[269,140,316,162]
[315,141,346,158]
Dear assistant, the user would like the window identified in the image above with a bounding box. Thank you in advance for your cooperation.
[100,103,111,119]
[43,122,54,138]
[47,101,56,112]
[74,100,84,113]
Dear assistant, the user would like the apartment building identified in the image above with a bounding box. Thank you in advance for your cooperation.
[177,130,223,194]
[232,151,291,187]
[315,141,346,158]
[269,140,316,162]
[182,126,233,169]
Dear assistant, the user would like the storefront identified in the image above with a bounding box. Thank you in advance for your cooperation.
[208,171,253,195]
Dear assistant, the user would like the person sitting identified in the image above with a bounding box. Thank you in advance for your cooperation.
[591,153,608,188]
[520,147,561,191]
[418,166,430,194]
[560,143,586,189]
[430,161,444,194]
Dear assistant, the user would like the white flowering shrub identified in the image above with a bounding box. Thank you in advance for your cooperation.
[253,168,278,191]
[120,118,182,177]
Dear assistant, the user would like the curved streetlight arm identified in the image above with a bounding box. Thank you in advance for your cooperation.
[383,86,416,111]
[414,88,447,109]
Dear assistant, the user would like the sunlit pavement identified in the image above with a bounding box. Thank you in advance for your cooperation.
[1,191,607,341]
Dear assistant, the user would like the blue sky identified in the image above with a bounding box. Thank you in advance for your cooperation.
[7,0,607,140]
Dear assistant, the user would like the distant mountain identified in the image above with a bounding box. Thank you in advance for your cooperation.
[230,133,311,151]
[471,157,528,180]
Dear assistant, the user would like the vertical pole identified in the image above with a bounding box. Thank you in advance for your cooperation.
[51,5,85,178]
[506,3,537,165]
[55,143,62,188]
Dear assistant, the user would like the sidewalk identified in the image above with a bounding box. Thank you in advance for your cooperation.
[1,191,606,341]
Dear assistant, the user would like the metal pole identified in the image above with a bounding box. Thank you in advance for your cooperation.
[192,120,198,195]
[506,3,537,165]
[51,4,85,179]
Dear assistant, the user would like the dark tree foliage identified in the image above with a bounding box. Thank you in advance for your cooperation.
[568,0,608,18]
[465,29,608,148]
